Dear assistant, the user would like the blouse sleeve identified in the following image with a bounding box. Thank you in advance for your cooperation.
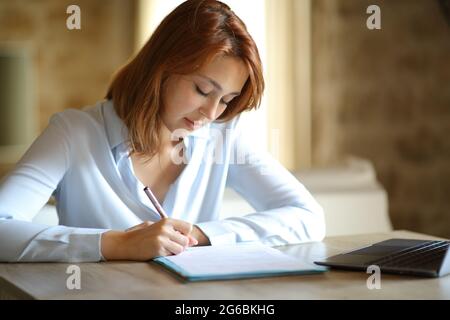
[196,126,326,246]
[0,114,107,262]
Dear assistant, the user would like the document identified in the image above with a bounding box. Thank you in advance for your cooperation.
[153,243,327,281]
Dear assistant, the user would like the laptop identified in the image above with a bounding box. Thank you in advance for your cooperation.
[314,238,450,277]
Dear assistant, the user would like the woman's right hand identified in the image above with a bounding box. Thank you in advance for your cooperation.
[101,219,198,261]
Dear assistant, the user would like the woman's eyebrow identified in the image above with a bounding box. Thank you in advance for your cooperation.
[198,74,241,96]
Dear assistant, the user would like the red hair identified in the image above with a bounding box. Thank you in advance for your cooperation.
[106,0,264,158]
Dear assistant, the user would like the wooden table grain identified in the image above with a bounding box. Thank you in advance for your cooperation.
[1,230,449,300]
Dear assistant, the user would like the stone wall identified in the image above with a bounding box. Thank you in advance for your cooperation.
[312,0,450,237]
[0,0,135,178]
[0,0,135,134]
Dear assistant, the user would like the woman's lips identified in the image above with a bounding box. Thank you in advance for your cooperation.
[184,117,196,130]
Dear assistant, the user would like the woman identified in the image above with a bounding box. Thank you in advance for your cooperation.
[0,0,325,262]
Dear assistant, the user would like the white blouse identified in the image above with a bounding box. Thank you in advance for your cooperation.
[0,100,325,262]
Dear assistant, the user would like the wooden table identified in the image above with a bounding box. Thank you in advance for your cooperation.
[1,230,449,299]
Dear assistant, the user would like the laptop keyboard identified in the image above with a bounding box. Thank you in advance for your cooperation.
[366,240,450,270]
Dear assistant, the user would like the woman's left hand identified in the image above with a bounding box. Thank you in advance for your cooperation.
[190,225,211,246]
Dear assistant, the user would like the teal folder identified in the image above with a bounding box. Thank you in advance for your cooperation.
[153,243,327,282]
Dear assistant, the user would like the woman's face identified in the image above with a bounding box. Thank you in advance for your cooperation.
[161,55,249,133]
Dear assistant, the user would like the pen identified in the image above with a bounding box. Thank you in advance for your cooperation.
[143,186,198,246]
[143,186,168,220]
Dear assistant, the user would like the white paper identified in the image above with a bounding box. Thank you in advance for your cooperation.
[161,243,320,276]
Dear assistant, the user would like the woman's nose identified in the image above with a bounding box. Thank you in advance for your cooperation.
[200,100,220,120]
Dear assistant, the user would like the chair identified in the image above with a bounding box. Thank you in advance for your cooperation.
[220,156,392,236]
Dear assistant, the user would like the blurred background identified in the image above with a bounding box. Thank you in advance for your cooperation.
[0,0,449,238]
